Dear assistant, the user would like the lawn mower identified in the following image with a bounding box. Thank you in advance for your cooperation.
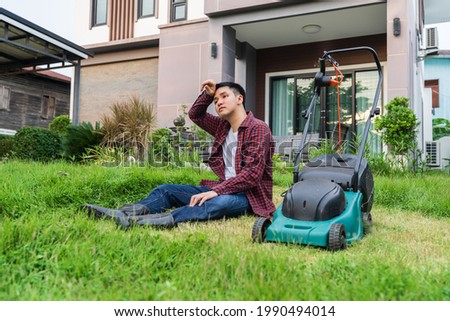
[252,46,382,251]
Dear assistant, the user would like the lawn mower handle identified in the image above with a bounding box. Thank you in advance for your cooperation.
[293,46,383,191]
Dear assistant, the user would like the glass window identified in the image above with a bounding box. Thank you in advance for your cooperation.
[138,0,155,18]
[271,76,319,136]
[355,70,382,154]
[92,0,108,26]
[171,0,187,22]
[325,74,353,137]
[296,77,320,135]
[271,78,294,136]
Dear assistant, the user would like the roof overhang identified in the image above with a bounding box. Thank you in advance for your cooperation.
[0,7,94,75]
[84,35,159,55]
[230,3,387,50]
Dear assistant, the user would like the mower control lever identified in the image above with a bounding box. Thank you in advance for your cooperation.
[314,72,339,88]
[315,57,338,89]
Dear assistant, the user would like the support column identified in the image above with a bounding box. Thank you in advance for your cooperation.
[208,22,236,82]
[386,0,423,111]
[72,62,81,125]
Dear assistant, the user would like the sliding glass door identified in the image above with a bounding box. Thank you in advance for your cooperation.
[325,74,353,141]
[354,70,382,154]
[270,68,382,154]
[271,78,294,136]
[270,76,319,136]
[296,77,320,135]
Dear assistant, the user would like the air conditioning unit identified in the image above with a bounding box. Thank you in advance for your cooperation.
[426,27,438,49]
[425,141,440,166]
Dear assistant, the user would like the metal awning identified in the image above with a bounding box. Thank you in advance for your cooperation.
[0,7,93,75]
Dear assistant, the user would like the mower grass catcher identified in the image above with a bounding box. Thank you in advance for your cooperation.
[252,47,382,251]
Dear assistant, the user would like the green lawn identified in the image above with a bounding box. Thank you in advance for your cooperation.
[0,161,449,300]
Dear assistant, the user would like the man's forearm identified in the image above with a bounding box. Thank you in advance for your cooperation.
[188,91,218,135]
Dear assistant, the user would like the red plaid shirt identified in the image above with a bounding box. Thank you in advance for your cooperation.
[189,91,276,218]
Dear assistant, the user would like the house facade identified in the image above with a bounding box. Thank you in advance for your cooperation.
[73,0,430,156]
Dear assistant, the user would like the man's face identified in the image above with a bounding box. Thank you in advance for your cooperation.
[213,86,243,119]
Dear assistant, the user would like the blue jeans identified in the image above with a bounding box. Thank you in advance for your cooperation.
[136,184,250,223]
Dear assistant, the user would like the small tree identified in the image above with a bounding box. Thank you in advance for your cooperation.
[375,97,419,170]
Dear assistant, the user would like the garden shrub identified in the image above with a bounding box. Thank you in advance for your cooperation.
[375,97,420,171]
[63,122,104,161]
[13,127,62,161]
[147,125,213,167]
[49,115,71,135]
[148,127,173,164]
[375,97,419,155]
[190,124,213,141]
[0,135,15,158]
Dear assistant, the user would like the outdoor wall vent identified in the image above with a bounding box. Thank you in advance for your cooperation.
[426,27,438,49]
[425,141,440,167]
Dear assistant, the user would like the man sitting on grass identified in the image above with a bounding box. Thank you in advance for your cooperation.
[80,80,276,229]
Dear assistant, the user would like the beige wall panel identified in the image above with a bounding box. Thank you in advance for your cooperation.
[386,54,409,90]
[158,45,206,106]
[79,58,158,124]
[386,0,413,102]
[157,21,210,128]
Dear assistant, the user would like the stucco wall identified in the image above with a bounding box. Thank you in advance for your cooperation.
[157,20,210,128]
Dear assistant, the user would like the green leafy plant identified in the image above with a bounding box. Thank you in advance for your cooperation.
[148,128,174,165]
[63,122,104,161]
[0,135,15,159]
[190,124,212,141]
[375,97,419,155]
[432,118,450,140]
[49,115,71,135]
[82,145,128,166]
[375,97,420,171]
[148,125,213,168]
[13,127,63,161]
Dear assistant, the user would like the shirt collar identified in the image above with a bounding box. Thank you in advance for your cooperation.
[238,111,255,129]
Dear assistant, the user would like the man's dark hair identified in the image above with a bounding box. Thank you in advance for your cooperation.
[216,82,246,108]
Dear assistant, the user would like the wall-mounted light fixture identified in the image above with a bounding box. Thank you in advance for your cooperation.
[302,24,321,34]
[211,42,217,58]
[393,18,401,36]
